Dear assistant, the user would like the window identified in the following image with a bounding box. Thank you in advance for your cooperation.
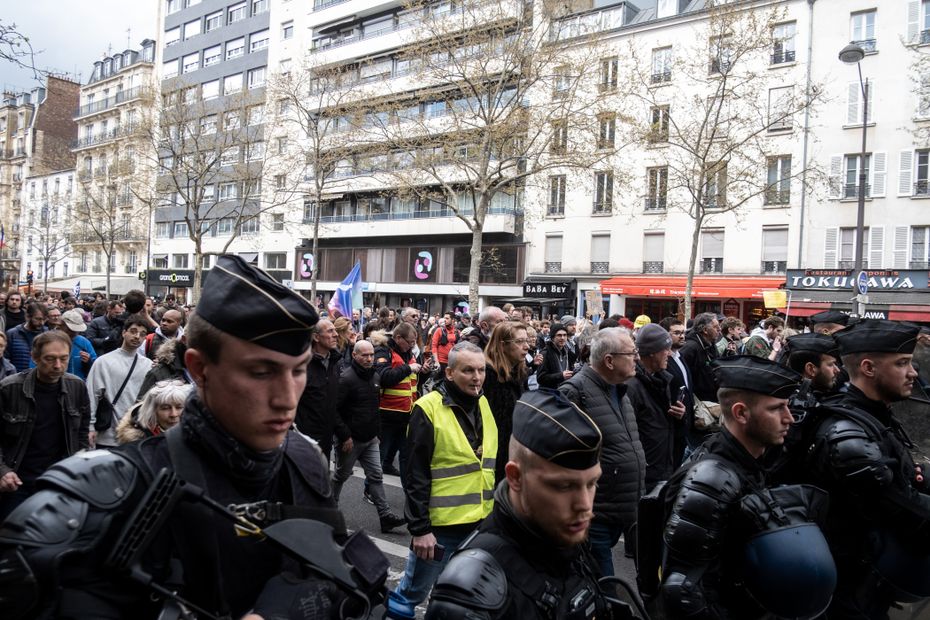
[265,253,286,269]
[228,2,247,23]
[646,166,668,210]
[205,10,222,31]
[173,253,189,269]
[184,86,198,104]
[183,18,201,39]
[250,29,270,52]
[203,45,222,67]
[219,181,238,199]
[155,222,171,238]
[216,218,234,235]
[846,81,873,125]
[649,105,669,142]
[916,149,930,195]
[703,162,727,208]
[248,66,266,89]
[593,171,613,214]
[272,213,284,231]
[768,86,793,131]
[225,111,240,129]
[202,184,215,201]
[597,113,616,149]
[771,22,796,64]
[226,37,245,60]
[247,141,264,160]
[166,0,180,14]
[550,120,568,154]
[201,114,217,135]
[241,217,259,233]
[850,10,876,51]
[182,53,199,74]
[838,227,870,268]
[252,0,268,15]
[766,156,792,204]
[201,80,219,100]
[651,47,672,83]
[248,105,264,125]
[165,27,181,47]
[643,233,664,273]
[282,21,294,40]
[224,73,243,93]
[163,59,178,79]
[279,58,292,76]
[844,153,872,198]
[701,230,724,273]
[553,65,571,99]
[599,56,618,91]
[545,234,563,273]
[276,136,288,154]
[221,146,240,165]
[762,227,789,273]
[548,175,566,215]
[590,234,610,273]
[274,174,286,189]
[173,221,189,237]
[152,254,168,269]
[709,36,733,74]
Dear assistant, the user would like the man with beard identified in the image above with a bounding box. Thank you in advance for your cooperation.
[426,390,621,619]
[143,309,184,360]
[3,292,25,331]
[804,320,930,618]
[784,333,842,395]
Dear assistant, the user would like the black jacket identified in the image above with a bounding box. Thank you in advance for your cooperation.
[679,331,719,402]
[626,364,676,487]
[483,363,526,482]
[536,340,576,390]
[85,314,124,355]
[0,369,91,480]
[296,348,346,457]
[337,360,382,442]
[665,352,692,462]
[559,366,645,528]
[136,339,190,401]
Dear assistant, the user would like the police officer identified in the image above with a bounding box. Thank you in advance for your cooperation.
[0,255,388,620]
[661,356,836,620]
[425,389,627,619]
[805,319,930,618]
[809,309,849,336]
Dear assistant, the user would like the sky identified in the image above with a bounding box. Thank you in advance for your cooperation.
[0,0,157,91]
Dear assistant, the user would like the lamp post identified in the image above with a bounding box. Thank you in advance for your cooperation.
[839,43,868,316]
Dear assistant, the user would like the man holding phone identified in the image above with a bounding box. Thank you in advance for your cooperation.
[627,324,686,489]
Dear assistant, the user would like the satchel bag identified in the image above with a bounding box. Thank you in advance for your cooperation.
[693,399,721,431]
[93,355,139,432]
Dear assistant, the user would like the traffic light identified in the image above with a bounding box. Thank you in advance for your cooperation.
[26,270,33,284]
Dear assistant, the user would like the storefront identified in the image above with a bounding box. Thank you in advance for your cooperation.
[504,279,576,320]
[785,269,930,323]
[146,269,194,302]
[599,275,786,325]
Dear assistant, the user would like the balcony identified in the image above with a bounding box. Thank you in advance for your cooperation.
[544,262,561,273]
[911,260,930,269]
[764,189,790,205]
[547,204,564,217]
[313,0,349,10]
[700,258,723,273]
[770,50,796,65]
[643,261,664,274]
[70,124,136,150]
[650,70,671,84]
[590,261,609,274]
[915,180,930,196]
[852,38,876,53]
[311,203,516,224]
[843,183,870,199]
[761,260,787,274]
[644,197,666,211]
[549,4,628,42]
[921,30,930,45]
[74,86,148,119]
[592,201,612,215]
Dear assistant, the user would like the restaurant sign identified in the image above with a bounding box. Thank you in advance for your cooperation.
[786,269,930,291]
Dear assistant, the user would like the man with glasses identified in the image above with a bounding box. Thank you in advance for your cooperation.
[661,316,692,465]
[558,327,645,577]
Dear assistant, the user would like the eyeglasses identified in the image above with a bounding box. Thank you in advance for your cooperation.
[609,349,639,357]
[506,338,532,345]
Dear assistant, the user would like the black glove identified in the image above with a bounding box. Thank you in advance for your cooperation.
[252,572,340,620]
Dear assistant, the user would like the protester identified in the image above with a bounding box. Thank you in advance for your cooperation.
[374,322,422,479]
[135,336,191,400]
[430,312,458,372]
[475,306,507,349]
[85,299,125,356]
[295,318,344,463]
[116,379,189,444]
[5,301,48,372]
[57,308,96,380]
[536,322,576,389]
[332,315,357,370]
[483,320,529,481]
[3,292,25,331]
[742,315,785,360]
[143,308,184,359]
[0,333,16,379]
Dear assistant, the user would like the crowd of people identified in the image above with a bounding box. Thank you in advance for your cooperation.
[0,262,928,620]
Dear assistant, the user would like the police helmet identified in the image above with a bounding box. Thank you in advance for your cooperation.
[869,527,930,602]
[741,523,837,619]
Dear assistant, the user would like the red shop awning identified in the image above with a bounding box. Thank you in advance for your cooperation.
[599,275,785,299]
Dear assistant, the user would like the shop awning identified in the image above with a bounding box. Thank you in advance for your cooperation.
[599,275,785,299]
[503,296,570,305]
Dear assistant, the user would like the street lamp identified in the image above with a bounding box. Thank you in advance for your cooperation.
[839,43,868,316]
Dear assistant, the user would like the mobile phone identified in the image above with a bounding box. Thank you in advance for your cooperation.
[676,386,688,403]
[409,540,445,562]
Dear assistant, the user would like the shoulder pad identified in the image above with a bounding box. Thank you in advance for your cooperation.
[680,458,743,501]
[0,490,88,549]
[427,549,507,615]
[38,449,140,509]
[816,419,890,487]
[664,460,742,560]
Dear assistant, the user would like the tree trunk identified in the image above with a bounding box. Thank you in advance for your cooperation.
[310,195,321,308]
[105,240,113,299]
[192,243,203,304]
[684,214,703,320]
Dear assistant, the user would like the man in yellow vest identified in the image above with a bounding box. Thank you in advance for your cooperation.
[387,341,497,614]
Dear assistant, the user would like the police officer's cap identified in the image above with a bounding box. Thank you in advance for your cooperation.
[833,319,919,355]
[195,254,319,356]
[712,356,801,398]
[784,333,839,358]
[512,390,601,470]
[809,310,849,326]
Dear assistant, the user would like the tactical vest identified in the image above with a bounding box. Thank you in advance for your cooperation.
[417,390,497,526]
[379,348,418,413]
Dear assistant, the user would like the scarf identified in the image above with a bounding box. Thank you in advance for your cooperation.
[181,393,284,492]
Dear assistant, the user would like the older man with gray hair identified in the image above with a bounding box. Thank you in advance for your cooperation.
[558,327,645,577]
[476,306,507,349]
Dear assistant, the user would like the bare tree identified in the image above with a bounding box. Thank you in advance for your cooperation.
[620,0,823,318]
[23,192,70,292]
[0,19,39,79]
[324,0,625,313]
[138,82,302,302]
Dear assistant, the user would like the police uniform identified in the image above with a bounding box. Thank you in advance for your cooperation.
[0,255,388,620]
[804,320,930,618]
[660,357,836,620]
[425,390,630,620]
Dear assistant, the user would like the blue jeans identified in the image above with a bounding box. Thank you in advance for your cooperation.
[588,519,623,577]
[392,530,470,606]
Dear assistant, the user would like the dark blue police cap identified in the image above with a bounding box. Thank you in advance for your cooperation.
[512,390,601,470]
[195,254,319,356]
[713,356,801,398]
[834,319,919,355]
[810,310,849,326]
[784,333,839,358]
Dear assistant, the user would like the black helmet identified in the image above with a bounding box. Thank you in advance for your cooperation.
[869,527,930,602]
[741,523,837,619]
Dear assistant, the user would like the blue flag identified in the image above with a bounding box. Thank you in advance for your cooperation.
[328,261,363,318]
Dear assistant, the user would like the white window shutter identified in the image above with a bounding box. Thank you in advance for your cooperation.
[847,82,860,125]
[899,150,914,196]
[824,227,838,268]
[828,155,843,199]
[893,226,909,268]
[908,1,921,43]
[869,226,884,268]
[871,151,886,197]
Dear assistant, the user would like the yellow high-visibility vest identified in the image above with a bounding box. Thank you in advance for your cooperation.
[416,389,497,526]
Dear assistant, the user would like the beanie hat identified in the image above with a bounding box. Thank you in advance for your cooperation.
[636,323,672,357]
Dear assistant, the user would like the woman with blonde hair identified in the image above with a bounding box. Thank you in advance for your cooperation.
[333,316,357,370]
[483,320,530,481]
[116,379,191,444]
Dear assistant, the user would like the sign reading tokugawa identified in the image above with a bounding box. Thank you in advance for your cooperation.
[786,269,930,291]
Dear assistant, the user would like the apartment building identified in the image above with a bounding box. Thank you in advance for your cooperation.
[0,77,79,290]
[20,168,76,290]
[70,40,158,295]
